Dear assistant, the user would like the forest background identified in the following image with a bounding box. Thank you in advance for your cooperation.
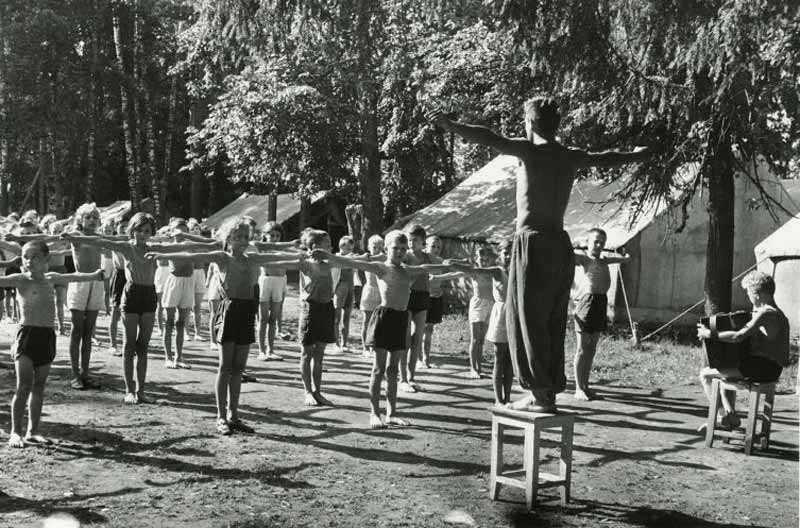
[0,0,798,313]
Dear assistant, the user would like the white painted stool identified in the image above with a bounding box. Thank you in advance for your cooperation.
[489,406,575,509]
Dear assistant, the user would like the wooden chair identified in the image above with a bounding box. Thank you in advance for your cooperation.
[704,379,776,456]
[489,406,575,510]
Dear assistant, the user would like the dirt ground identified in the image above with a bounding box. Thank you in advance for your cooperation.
[1,290,798,528]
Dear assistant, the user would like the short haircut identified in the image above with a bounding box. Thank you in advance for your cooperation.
[587,227,607,239]
[339,235,354,247]
[22,209,39,220]
[126,212,157,237]
[741,271,776,296]
[524,96,561,135]
[242,215,257,228]
[384,230,408,247]
[74,203,100,230]
[301,228,329,249]
[368,234,384,246]
[22,240,49,258]
[263,221,283,235]
[16,220,40,233]
[39,213,57,230]
[172,218,188,231]
[426,235,441,244]
[169,217,186,228]
[48,222,65,235]
[404,224,426,240]
[219,218,251,244]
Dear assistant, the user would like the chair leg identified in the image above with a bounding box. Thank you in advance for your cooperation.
[559,421,573,506]
[744,389,760,456]
[524,426,540,510]
[760,389,775,450]
[705,379,721,447]
[490,420,504,500]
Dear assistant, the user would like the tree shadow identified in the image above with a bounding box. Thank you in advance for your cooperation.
[0,488,114,522]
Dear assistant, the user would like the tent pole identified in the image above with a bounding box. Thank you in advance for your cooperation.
[617,267,638,345]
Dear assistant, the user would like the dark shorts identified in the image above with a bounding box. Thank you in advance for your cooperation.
[407,289,430,315]
[121,283,158,315]
[365,306,409,351]
[739,356,783,383]
[426,296,444,325]
[110,269,127,307]
[12,326,57,368]
[214,298,257,345]
[574,293,608,333]
[300,300,335,345]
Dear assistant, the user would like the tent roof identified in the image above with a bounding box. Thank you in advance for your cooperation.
[401,155,681,249]
[755,213,800,259]
[204,191,327,233]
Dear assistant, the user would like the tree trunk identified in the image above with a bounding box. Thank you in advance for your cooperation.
[0,21,8,215]
[86,0,100,202]
[357,89,383,238]
[112,6,140,208]
[160,65,179,222]
[189,101,204,219]
[267,194,277,221]
[704,131,735,315]
[299,195,311,230]
[38,138,46,214]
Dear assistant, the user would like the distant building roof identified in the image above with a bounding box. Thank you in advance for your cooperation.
[204,191,327,233]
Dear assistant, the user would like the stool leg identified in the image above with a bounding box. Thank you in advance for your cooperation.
[705,379,721,448]
[559,421,573,506]
[760,389,775,450]
[490,420,504,500]
[524,426,540,510]
[744,389,760,456]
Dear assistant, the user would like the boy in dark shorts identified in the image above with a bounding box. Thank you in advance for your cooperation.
[401,224,431,393]
[332,235,356,353]
[697,271,790,429]
[4,241,104,447]
[572,228,630,401]
[429,99,651,412]
[313,230,457,428]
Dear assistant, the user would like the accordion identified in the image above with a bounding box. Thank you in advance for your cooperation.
[700,311,752,370]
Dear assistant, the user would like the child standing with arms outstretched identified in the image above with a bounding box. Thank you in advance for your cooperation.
[402,225,431,392]
[572,228,630,401]
[359,235,384,357]
[5,241,104,447]
[332,235,356,354]
[315,231,456,428]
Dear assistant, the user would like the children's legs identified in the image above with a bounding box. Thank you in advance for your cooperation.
[10,356,34,442]
[468,322,487,378]
[361,310,373,352]
[80,310,99,378]
[268,301,282,353]
[175,308,189,362]
[68,309,85,380]
[492,343,513,404]
[385,350,407,425]
[300,344,315,403]
[134,313,155,393]
[27,363,52,437]
[156,293,164,331]
[208,300,220,343]
[227,345,250,421]
[341,305,352,349]
[408,310,426,382]
[216,342,235,419]
[193,294,204,337]
[573,331,599,399]
[55,287,66,334]
[312,342,326,393]
[257,302,269,355]
[334,307,344,349]
[122,313,140,395]
[423,323,434,366]
[369,349,388,420]
[163,307,176,362]
[492,343,504,405]
[109,305,121,349]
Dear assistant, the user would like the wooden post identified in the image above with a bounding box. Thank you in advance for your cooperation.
[267,194,277,222]
[299,195,310,230]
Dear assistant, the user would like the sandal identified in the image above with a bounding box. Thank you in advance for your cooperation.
[216,418,231,436]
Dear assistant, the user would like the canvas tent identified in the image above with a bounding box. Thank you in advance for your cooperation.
[755,213,800,338]
[400,155,799,322]
[99,200,132,223]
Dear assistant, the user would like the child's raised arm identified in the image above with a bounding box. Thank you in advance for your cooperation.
[311,249,384,276]
[442,261,504,281]
[148,240,222,253]
[252,240,301,252]
[145,250,227,265]
[428,110,529,157]
[0,271,26,288]
[4,233,61,244]
[50,269,105,287]
[0,255,21,268]
[61,232,132,254]
[247,251,306,267]
[404,261,461,278]
[0,240,22,255]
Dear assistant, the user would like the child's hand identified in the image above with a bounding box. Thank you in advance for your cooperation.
[696,323,711,340]
[96,269,106,281]
[4,233,18,242]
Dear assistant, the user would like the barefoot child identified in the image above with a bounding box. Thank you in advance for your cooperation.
[422,235,455,368]
[359,235,384,357]
[5,241,104,448]
[145,219,304,433]
[107,222,128,356]
[314,230,456,428]
[429,98,652,412]
[332,235,356,354]
[697,271,790,429]
[401,224,432,393]
[256,222,291,361]
[572,228,630,401]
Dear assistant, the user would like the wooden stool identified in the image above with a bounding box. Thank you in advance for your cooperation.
[489,406,575,509]
[704,379,776,456]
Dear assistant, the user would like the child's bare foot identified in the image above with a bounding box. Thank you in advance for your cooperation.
[385,416,409,427]
[313,392,334,406]
[165,359,177,369]
[400,382,417,393]
[574,388,591,401]
[466,369,481,380]
[508,395,556,413]
[124,393,138,404]
[304,393,320,406]
[24,433,52,445]
[369,414,386,429]
[175,361,191,369]
[8,432,24,448]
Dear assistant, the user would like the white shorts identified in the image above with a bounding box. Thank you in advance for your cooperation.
[193,268,207,295]
[101,255,114,277]
[154,265,170,294]
[486,301,508,343]
[162,275,195,309]
[258,274,287,303]
[205,271,221,301]
[468,297,493,324]
[67,280,105,311]
[359,285,381,312]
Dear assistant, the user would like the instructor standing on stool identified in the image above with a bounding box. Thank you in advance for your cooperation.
[429,97,652,412]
